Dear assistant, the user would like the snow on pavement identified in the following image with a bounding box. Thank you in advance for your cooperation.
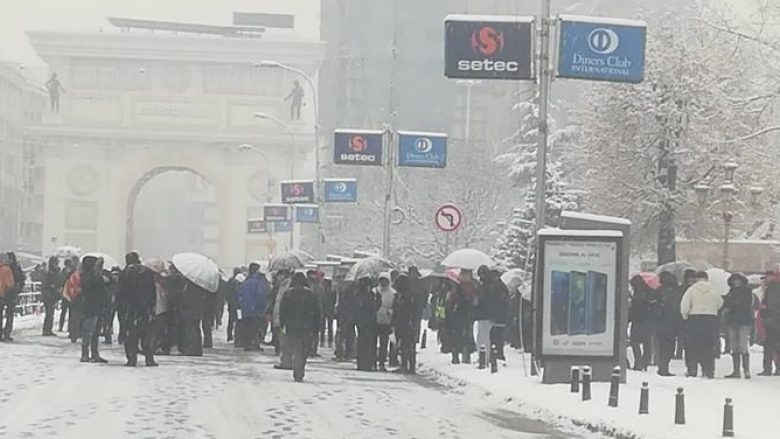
[0,323,584,439]
[418,332,779,439]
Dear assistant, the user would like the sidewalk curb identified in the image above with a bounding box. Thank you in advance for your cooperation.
[419,361,645,439]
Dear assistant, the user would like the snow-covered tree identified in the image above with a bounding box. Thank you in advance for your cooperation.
[578,6,775,263]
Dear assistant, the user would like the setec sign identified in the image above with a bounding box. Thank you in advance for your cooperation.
[295,204,320,224]
[323,178,357,203]
[397,131,447,168]
[557,15,647,83]
[333,129,384,166]
[445,14,535,80]
[280,180,315,204]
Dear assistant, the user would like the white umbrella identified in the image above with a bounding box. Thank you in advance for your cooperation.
[52,246,82,259]
[442,249,494,270]
[83,252,121,270]
[171,252,220,293]
[269,250,314,273]
[345,256,394,281]
[706,267,730,295]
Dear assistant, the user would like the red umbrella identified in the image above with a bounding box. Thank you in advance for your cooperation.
[635,272,660,289]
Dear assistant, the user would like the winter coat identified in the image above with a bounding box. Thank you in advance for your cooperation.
[762,281,780,333]
[392,290,417,338]
[0,264,14,299]
[272,277,292,328]
[356,283,381,328]
[279,283,319,336]
[656,272,683,336]
[238,273,269,318]
[180,281,207,321]
[446,286,471,331]
[723,274,754,327]
[42,267,63,302]
[680,280,723,320]
[321,282,337,318]
[81,270,108,318]
[119,264,156,319]
[375,283,396,325]
[478,277,510,324]
[336,284,359,325]
[6,262,25,301]
[63,270,81,302]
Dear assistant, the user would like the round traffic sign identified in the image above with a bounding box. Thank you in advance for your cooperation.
[435,203,462,232]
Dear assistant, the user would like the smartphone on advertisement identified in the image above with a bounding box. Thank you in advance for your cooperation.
[586,271,608,334]
[568,271,587,335]
[550,271,569,335]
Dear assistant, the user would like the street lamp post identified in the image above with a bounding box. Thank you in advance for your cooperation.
[255,60,323,256]
[694,162,763,270]
[238,143,278,256]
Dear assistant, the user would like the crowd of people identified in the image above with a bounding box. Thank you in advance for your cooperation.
[629,269,780,379]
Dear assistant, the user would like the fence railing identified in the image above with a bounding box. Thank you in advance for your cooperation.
[15,281,42,316]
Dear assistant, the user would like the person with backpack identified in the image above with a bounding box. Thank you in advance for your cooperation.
[0,253,26,341]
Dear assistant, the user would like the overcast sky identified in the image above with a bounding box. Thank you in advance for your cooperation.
[0,0,319,65]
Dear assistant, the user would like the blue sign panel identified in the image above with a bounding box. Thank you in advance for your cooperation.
[274,221,293,232]
[324,179,358,203]
[398,132,447,168]
[557,16,647,83]
[333,129,384,166]
[281,180,315,204]
[445,14,535,80]
[295,205,320,223]
[263,205,289,223]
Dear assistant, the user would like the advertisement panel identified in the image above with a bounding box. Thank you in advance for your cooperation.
[295,205,320,223]
[444,14,535,80]
[274,221,292,232]
[397,132,447,168]
[246,218,266,234]
[541,236,618,357]
[324,179,357,202]
[280,180,315,204]
[263,204,289,223]
[557,15,647,83]
[333,129,384,166]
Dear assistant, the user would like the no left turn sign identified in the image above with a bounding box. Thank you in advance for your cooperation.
[435,203,463,232]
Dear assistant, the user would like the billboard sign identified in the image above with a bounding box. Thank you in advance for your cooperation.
[398,131,447,168]
[557,15,647,83]
[263,204,289,223]
[280,180,315,204]
[295,204,320,223]
[445,14,535,80]
[333,129,384,166]
[274,221,292,232]
[540,232,620,357]
[246,218,266,234]
[324,179,357,203]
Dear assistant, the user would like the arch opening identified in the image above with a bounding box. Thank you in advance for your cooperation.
[126,166,219,260]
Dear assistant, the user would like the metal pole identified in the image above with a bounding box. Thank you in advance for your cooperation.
[382,0,399,260]
[723,212,731,270]
[382,129,395,258]
[535,0,551,231]
[465,82,472,144]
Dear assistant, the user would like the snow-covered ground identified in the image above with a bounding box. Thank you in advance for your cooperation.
[0,315,588,439]
[418,330,778,439]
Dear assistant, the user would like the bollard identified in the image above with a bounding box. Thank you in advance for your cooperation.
[582,367,592,401]
[478,345,487,370]
[722,398,734,437]
[420,329,427,349]
[570,366,581,393]
[674,388,686,425]
[639,382,649,415]
[530,355,538,376]
[608,366,620,407]
[490,345,498,373]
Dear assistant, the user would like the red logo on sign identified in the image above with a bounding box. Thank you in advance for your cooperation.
[291,184,304,196]
[471,26,504,56]
[350,135,366,153]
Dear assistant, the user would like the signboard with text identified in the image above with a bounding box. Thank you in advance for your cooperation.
[333,129,384,166]
[263,204,290,223]
[246,218,267,234]
[445,14,535,80]
[557,15,647,83]
[324,179,357,203]
[274,221,293,232]
[281,180,315,204]
[398,132,447,168]
[295,205,320,223]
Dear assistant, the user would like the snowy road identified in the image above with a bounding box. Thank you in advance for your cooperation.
[0,324,579,439]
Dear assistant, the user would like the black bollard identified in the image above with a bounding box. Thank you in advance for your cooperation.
[570,366,581,393]
[530,354,538,376]
[608,366,620,407]
[582,367,592,401]
[674,387,686,425]
[478,345,487,369]
[722,398,734,437]
[420,329,427,349]
[639,382,649,415]
[490,345,498,373]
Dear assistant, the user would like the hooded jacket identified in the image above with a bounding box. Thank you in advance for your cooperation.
[680,280,723,320]
[375,273,396,326]
[723,273,754,326]
[238,272,269,319]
